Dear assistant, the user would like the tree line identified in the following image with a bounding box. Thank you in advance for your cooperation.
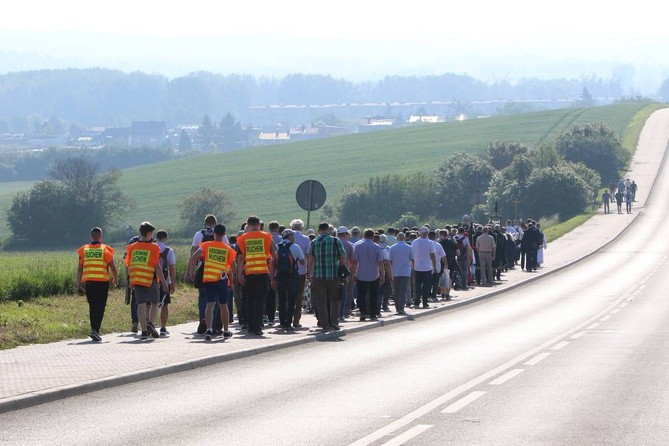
[328,122,626,226]
[0,68,628,129]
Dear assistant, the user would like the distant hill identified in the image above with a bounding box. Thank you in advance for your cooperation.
[0,68,626,129]
[113,103,652,233]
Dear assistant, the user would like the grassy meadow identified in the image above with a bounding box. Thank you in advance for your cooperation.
[0,103,665,348]
[117,104,654,233]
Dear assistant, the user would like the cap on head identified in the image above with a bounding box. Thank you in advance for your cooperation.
[282,228,294,238]
[337,225,348,234]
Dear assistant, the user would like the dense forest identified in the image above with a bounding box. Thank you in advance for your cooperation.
[0,68,629,128]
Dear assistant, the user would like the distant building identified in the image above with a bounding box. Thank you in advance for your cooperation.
[129,121,167,148]
[358,117,395,132]
[408,115,445,123]
[289,125,321,142]
[258,131,290,145]
[99,127,130,147]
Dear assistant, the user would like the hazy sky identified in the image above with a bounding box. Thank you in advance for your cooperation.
[1,0,667,91]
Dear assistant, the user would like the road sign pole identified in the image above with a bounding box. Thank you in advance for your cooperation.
[306,180,313,230]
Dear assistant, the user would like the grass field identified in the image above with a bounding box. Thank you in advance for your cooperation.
[116,104,654,234]
[0,103,665,348]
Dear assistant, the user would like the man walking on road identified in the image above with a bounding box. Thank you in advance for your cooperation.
[290,219,311,329]
[235,216,276,336]
[352,228,385,321]
[602,190,611,214]
[389,231,413,314]
[187,224,236,341]
[475,226,496,286]
[76,227,118,342]
[126,222,169,341]
[411,226,436,309]
[309,222,347,330]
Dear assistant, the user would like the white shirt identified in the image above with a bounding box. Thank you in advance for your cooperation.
[292,230,311,275]
[157,241,176,284]
[411,237,436,272]
[432,240,446,272]
[192,228,229,247]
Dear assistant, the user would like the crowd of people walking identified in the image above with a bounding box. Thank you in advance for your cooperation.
[77,214,549,343]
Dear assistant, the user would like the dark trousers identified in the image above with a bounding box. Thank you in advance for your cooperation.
[199,288,222,329]
[277,273,299,326]
[414,270,432,306]
[312,278,341,328]
[246,274,269,333]
[293,274,307,325]
[526,249,537,271]
[356,278,379,317]
[130,290,138,324]
[265,286,277,322]
[86,281,110,332]
[431,272,441,298]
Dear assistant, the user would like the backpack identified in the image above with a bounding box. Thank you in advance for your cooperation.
[159,246,171,282]
[276,241,295,275]
[201,228,215,243]
[456,236,466,256]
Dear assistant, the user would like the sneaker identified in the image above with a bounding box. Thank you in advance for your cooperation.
[160,327,169,336]
[241,324,249,330]
[205,330,212,341]
[140,331,148,341]
[360,316,366,322]
[147,322,160,338]
[89,330,102,342]
[131,322,139,334]
[223,331,233,339]
[293,323,302,329]
[253,330,263,336]
[262,316,269,324]
[370,315,378,321]
[197,320,207,334]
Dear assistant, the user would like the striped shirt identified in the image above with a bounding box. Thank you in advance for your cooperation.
[310,234,346,280]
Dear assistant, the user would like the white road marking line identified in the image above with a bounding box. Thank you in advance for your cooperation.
[349,294,629,446]
[524,352,551,365]
[619,302,628,308]
[551,341,570,350]
[588,323,600,330]
[600,315,611,322]
[639,284,646,290]
[611,308,621,314]
[571,331,586,339]
[489,369,524,385]
[380,425,433,446]
[441,391,487,414]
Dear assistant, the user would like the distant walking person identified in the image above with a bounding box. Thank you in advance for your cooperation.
[76,227,118,342]
[602,190,610,214]
[631,180,638,201]
[615,189,624,214]
[309,222,347,329]
[625,188,633,214]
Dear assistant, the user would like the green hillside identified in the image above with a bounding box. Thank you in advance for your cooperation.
[116,104,651,231]
[0,103,656,242]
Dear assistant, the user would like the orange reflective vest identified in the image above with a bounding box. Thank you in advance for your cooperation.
[125,241,160,287]
[77,243,115,282]
[237,231,272,275]
[200,241,237,283]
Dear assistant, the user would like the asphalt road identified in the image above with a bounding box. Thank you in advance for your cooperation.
[2,141,669,445]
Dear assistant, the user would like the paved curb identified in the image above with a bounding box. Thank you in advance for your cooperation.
[2,119,667,415]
